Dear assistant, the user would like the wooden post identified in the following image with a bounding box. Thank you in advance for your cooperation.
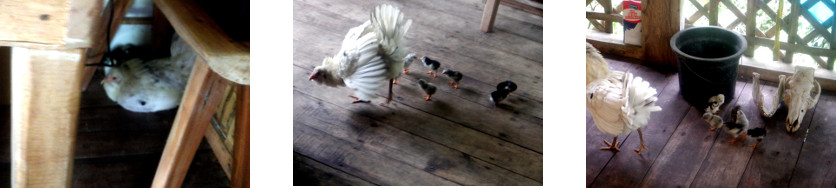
[709,0,719,26]
[480,0,501,32]
[11,48,85,187]
[152,57,229,187]
[231,85,250,188]
[602,0,613,33]
[642,0,680,67]
[745,0,757,56]
[829,7,836,70]
[783,0,800,62]
[151,5,175,58]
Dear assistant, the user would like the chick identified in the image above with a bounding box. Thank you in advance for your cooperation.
[746,128,767,148]
[422,56,441,78]
[489,90,509,105]
[403,53,417,74]
[418,79,437,101]
[707,94,725,114]
[496,80,517,96]
[702,108,724,131]
[723,106,749,144]
[441,69,463,89]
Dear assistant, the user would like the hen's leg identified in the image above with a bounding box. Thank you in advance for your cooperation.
[386,79,394,104]
[393,78,399,85]
[403,68,409,74]
[635,128,649,154]
[349,95,370,103]
[601,136,620,152]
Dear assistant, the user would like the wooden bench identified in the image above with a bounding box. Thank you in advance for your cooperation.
[480,0,543,32]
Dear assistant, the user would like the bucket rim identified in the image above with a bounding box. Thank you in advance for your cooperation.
[669,26,748,63]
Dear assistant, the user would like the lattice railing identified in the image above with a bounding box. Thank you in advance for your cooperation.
[586,0,624,34]
[684,0,836,70]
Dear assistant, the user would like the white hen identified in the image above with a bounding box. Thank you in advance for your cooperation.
[586,43,662,154]
[308,4,412,104]
[102,35,196,112]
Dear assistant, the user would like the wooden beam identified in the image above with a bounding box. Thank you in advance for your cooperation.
[601,0,612,33]
[747,36,836,58]
[151,5,175,59]
[642,0,680,67]
[11,47,85,187]
[154,0,249,85]
[586,12,623,23]
[0,1,101,49]
[481,0,502,32]
[82,0,135,91]
[152,57,230,188]
[739,56,836,92]
[745,0,758,56]
[586,31,644,60]
[783,0,801,62]
[499,0,541,17]
[204,119,233,179]
[709,0,719,26]
[231,85,250,188]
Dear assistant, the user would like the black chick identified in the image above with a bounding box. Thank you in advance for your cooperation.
[496,80,517,96]
[746,128,767,148]
[441,69,463,89]
[418,79,437,101]
[724,106,749,145]
[490,90,509,105]
[422,56,441,78]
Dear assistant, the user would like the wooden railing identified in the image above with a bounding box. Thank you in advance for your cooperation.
[683,0,835,70]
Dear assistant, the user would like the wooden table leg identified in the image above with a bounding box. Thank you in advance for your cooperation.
[152,57,229,188]
[231,85,249,188]
[11,47,85,187]
[480,0,501,32]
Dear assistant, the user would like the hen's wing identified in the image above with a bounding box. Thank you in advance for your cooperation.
[336,24,388,100]
[587,71,630,136]
[623,72,662,131]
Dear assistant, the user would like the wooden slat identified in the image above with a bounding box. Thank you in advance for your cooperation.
[151,57,230,188]
[745,0,757,57]
[480,0,501,32]
[293,152,376,186]
[150,6,175,59]
[294,90,541,185]
[293,1,543,114]
[748,36,836,58]
[11,48,85,187]
[639,81,747,187]
[687,0,710,24]
[0,1,69,47]
[709,0,719,26]
[154,0,249,85]
[204,122,233,179]
[294,120,460,185]
[642,0,680,66]
[585,12,623,23]
[601,0,612,33]
[230,85,249,188]
[588,18,607,32]
[736,81,819,188]
[784,0,801,62]
[591,69,689,187]
[799,1,834,45]
[789,92,836,187]
[739,56,836,92]
[82,0,135,91]
[586,34,644,60]
[498,0,541,17]
[690,82,760,187]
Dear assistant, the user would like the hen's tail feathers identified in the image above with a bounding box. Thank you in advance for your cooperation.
[752,73,784,117]
[621,72,662,130]
[371,4,412,65]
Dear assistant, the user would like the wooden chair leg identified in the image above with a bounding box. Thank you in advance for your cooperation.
[152,57,229,187]
[11,47,86,187]
[480,0,501,32]
[81,0,135,91]
[231,86,250,188]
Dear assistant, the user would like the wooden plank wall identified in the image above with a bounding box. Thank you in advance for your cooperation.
[293,0,542,185]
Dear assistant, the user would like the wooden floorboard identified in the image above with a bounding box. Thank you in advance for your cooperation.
[293,0,542,185]
[588,56,836,187]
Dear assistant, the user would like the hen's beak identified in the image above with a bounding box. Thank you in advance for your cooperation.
[308,72,317,81]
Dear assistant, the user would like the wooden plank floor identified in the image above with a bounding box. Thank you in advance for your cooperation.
[292,0,543,185]
[587,56,836,187]
[0,72,230,187]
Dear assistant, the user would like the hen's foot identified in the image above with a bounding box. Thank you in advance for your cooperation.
[601,139,620,152]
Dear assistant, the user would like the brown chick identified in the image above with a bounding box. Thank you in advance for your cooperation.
[724,106,749,144]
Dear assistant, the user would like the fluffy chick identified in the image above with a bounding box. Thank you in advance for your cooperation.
[746,128,767,148]
[489,90,509,105]
[422,56,441,78]
[707,94,725,114]
[418,79,437,101]
[724,106,749,144]
[441,69,463,89]
[403,53,417,74]
[702,109,724,131]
